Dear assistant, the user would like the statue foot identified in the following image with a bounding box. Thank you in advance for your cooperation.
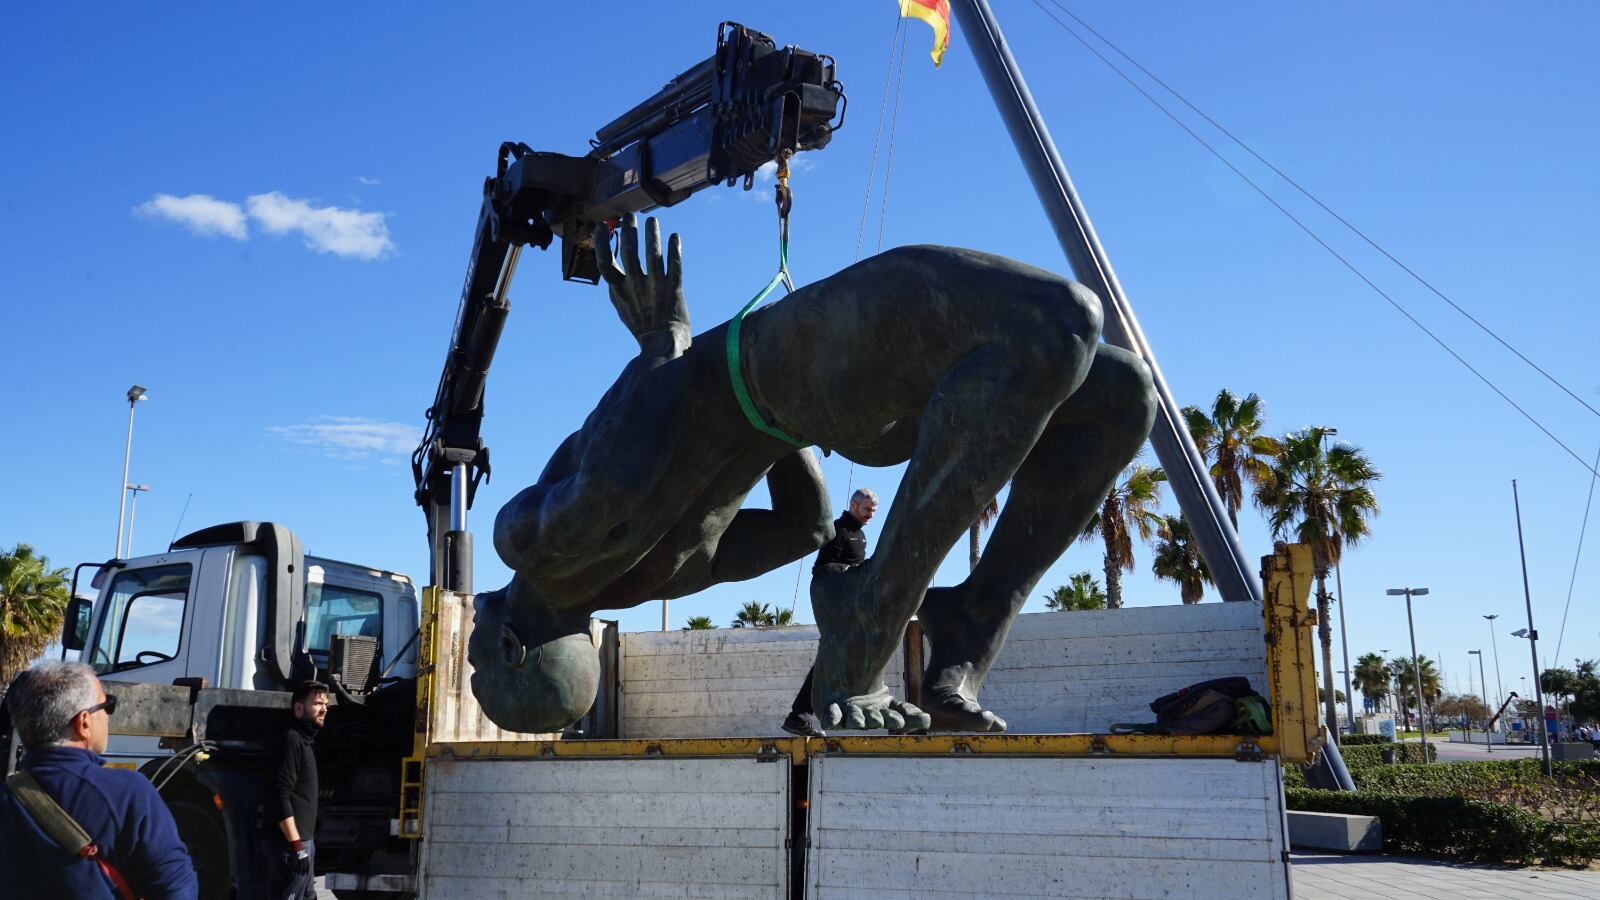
[820,687,933,734]
[923,689,1008,733]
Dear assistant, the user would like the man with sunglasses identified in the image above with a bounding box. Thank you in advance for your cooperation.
[0,660,197,898]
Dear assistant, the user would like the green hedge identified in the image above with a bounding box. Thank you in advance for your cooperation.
[1286,787,1600,865]
[1354,758,1600,825]
[1340,742,1436,768]
[1339,734,1390,746]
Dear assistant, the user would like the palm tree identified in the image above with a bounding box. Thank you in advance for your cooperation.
[1390,656,1441,729]
[1353,652,1390,711]
[1045,573,1106,611]
[1,544,70,687]
[1077,464,1166,608]
[1150,514,1210,604]
[682,615,716,631]
[1181,389,1283,528]
[773,608,795,627]
[968,498,1000,573]
[1255,426,1380,738]
[732,601,776,628]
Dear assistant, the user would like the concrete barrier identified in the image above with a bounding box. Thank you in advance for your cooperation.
[1553,742,1597,760]
[1287,810,1381,852]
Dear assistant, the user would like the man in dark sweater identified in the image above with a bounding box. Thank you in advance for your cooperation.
[0,660,197,899]
[268,681,327,900]
[782,488,878,737]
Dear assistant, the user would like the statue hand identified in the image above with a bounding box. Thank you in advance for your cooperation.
[595,214,688,357]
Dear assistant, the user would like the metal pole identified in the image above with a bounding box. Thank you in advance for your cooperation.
[1512,479,1553,776]
[127,487,140,557]
[1485,614,1505,713]
[661,599,669,632]
[116,399,137,558]
[1335,562,1355,727]
[1403,591,1429,764]
[1473,650,1491,753]
[449,464,468,533]
[1467,653,1475,742]
[950,0,1261,605]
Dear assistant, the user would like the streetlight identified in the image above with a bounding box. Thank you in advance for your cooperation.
[115,385,148,558]
[1469,649,1491,753]
[1320,428,1359,731]
[1387,587,1432,763]
[124,484,150,557]
[1484,614,1505,712]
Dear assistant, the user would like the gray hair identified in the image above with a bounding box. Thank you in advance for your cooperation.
[850,488,878,507]
[8,660,99,748]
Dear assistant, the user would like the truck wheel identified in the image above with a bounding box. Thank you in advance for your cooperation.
[168,798,231,900]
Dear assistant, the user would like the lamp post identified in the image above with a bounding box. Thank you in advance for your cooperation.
[1484,614,1505,712]
[1511,479,1553,776]
[115,385,149,558]
[1387,587,1432,763]
[124,484,150,557]
[1469,649,1491,753]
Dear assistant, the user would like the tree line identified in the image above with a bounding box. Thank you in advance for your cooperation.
[1038,388,1381,737]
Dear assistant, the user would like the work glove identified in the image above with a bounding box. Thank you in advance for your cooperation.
[284,839,311,877]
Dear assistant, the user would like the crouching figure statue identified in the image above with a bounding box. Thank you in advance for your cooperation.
[469,214,1156,734]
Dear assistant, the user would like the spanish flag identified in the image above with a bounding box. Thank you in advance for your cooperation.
[899,0,951,68]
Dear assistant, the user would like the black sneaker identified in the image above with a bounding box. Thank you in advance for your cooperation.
[782,711,826,738]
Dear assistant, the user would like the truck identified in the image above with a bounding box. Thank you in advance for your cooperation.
[7,531,1322,898]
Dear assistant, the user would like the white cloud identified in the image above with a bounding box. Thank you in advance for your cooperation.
[247,192,395,260]
[355,176,382,186]
[133,193,249,240]
[269,416,420,461]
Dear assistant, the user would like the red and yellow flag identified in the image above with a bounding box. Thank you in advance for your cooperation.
[898,0,951,68]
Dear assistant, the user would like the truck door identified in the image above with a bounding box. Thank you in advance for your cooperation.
[87,561,194,684]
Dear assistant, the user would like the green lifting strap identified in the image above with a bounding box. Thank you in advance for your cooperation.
[726,236,809,448]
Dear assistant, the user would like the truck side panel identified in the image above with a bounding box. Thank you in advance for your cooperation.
[419,755,790,897]
[806,755,1290,899]
[615,604,1263,738]
[976,602,1268,733]
[619,626,906,738]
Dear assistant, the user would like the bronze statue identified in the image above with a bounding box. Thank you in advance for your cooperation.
[468,214,1156,734]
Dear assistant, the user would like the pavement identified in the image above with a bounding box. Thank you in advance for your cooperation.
[1291,852,1600,899]
[1423,737,1545,762]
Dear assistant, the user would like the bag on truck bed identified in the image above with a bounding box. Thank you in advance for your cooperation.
[1145,677,1272,736]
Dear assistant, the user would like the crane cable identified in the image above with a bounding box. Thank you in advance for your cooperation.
[789,10,910,616]
[1027,0,1599,482]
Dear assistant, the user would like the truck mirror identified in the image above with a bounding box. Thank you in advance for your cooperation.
[62,597,92,651]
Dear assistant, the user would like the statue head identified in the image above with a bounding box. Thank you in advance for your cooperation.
[467,583,598,733]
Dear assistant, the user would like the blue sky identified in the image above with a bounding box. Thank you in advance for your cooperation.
[4,2,1597,708]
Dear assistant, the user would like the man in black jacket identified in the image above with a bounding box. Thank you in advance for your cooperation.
[268,681,327,900]
[782,488,877,737]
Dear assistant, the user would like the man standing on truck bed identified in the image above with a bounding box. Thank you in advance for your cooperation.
[783,488,878,738]
[0,660,198,899]
[268,681,328,900]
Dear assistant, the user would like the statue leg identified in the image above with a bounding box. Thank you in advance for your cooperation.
[810,283,1104,732]
[919,344,1156,731]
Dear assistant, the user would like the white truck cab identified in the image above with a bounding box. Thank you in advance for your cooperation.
[67,521,417,694]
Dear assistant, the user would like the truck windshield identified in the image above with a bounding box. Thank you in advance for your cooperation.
[305,583,383,656]
[88,563,191,674]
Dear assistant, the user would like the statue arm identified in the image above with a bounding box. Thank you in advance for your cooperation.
[701,449,834,587]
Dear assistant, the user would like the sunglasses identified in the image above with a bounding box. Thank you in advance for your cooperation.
[77,693,118,719]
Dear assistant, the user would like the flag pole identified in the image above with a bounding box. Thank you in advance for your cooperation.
[949,0,1262,605]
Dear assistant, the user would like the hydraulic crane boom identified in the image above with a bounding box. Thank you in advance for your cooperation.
[412,22,846,593]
